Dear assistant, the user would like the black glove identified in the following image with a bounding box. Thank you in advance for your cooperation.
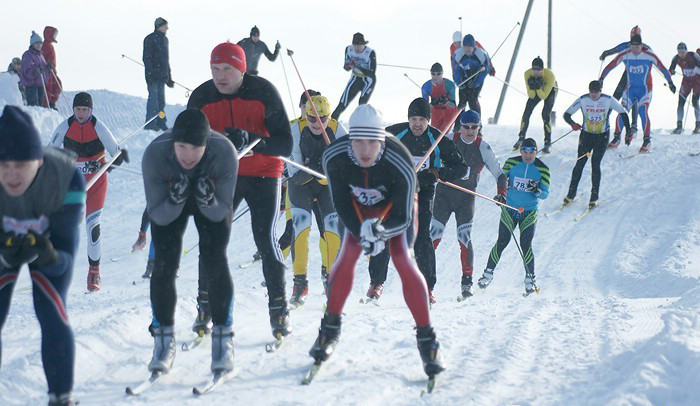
[0,232,25,269]
[225,128,262,151]
[438,95,448,105]
[166,79,175,88]
[599,51,611,61]
[417,168,439,185]
[168,173,191,205]
[113,149,129,166]
[194,176,215,207]
[430,97,440,106]
[493,193,507,205]
[668,83,676,94]
[528,76,544,90]
[23,231,59,268]
[290,170,314,187]
[275,41,281,51]
[526,180,540,194]
[670,69,676,76]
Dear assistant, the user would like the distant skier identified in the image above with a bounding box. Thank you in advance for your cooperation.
[431,110,507,299]
[142,17,173,131]
[0,105,86,406]
[41,26,61,110]
[450,32,495,78]
[331,33,377,120]
[669,42,700,134]
[49,92,129,292]
[600,34,675,152]
[452,34,491,116]
[142,109,237,375]
[309,104,446,379]
[563,80,630,208]
[237,25,280,76]
[478,138,550,295]
[513,57,557,153]
[421,62,458,133]
[20,31,49,107]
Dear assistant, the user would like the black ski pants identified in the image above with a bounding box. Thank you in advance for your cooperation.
[567,131,610,202]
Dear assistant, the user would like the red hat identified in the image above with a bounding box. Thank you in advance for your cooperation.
[210,42,246,72]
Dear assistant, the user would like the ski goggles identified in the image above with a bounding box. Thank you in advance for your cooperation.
[521,146,537,153]
[308,115,328,123]
[461,124,479,130]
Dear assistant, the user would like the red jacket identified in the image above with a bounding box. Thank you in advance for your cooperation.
[42,26,61,106]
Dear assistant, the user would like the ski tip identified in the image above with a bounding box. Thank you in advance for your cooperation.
[193,387,203,396]
[125,387,136,396]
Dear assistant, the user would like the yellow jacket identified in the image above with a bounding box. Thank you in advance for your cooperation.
[524,68,556,100]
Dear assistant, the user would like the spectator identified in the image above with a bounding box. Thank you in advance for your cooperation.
[20,31,49,107]
[142,17,173,131]
[42,26,62,110]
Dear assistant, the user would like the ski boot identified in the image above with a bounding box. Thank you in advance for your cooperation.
[639,137,651,153]
[460,275,473,298]
[87,265,100,292]
[192,291,212,336]
[416,326,446,377]
[269,296,293,338]
[148,325,175,373]
[694,121,700,134]
[541,135,552,154]
[671,121,683,134]
[366,283,384,300]
[608,134,621,149]
[48,392,74,406]
[142,258,155,279]
[290,275,309,308]
[211,325,234,373]
[477,268,494,289]
[512,136,525,151]
[563,195,574,205]
[132,231,147,251]
[309,312,341,362]
[524,272,539,296]
[589,190,599,209]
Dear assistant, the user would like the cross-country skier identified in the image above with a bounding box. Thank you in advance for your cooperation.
[237,25,280,77]
[421,62,458,133]
[288,95,346,306]
[450,32,495,78]
[563,80,630,208]
[367,98,467,304]
[0,105,85,406]
[431,110,507,298]
[187,42,293,340]
[452,34,490,116]
[142,109,237,376]
[513,56,558,153]
[331,33,377,120]
[669,42,700,134]
[600,33,675,152]
[477,138,550,295]
[309,104,446,379]
[49,92,129,291]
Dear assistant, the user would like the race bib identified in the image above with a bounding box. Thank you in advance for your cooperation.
[513,176,530,192]
[350,185,385,206]
[412,156,429,171]
[76,160,101,174]
[2,215,50,235]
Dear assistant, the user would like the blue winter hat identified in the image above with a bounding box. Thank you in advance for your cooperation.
[460,109,481,124]
[462,34,476,47]
[30,31,42,46]
[0,105,44,161]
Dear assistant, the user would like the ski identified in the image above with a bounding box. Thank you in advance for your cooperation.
[181,334,207,351]
[522,286,541,297]
[125,371,164,396]
[301,361,323,385]
[421,375,438,396]
[544,202,572,217]
[359,297,380,305]
[288,301,305,311]
[689,151,700,157]
[574,203,599,222]
[238,258,261,269]
[620,150,651,159]
[193,371,230,396]
[456,293,473,302]
[265,333,286,353]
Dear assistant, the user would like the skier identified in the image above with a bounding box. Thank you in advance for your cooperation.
[669,42,700,134]
[452,34,490,116]
[288,95,346,306]
[187,42,293,340]
[367,98,467,304]
[237,26,280,76]
[49,92,129,291]
[20,31,49,107]
[331,33,377,120]
[600,34,675,152]
[513,56,557,153]
[563,80,630,208]
[421,62,458,133]
[0,105,85,406]
[41,26,61,110]
[142,17,173,131]
[450,32,495,77]
[142,109,237,375]
[309,104,446,379]
[431,110,507,298]
[477,138,550,295]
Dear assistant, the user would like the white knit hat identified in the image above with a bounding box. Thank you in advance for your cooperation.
[452,31,462,43]
[349,104,386,141]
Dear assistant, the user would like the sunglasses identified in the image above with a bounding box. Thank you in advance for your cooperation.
[462,125,479,130]
[521,146,536,153]
[431,72,442,76]
[308,115,328,123]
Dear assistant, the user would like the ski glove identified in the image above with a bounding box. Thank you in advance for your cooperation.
[113,149,130,166]
[360,218,386,257]
[668,83,676,94]
[275,41,281,51]
[0,232,25,269]
[23,231,59,268]
[166,80,175,88]
[225,128,263,152]
[417,168,439,185]
[571,123,582,131]
[526,180,540,195]
[493,193,507,205]
[194,176,216,207]
[599,51,611,61]
[528,76,543,90]
[168,173,191,205]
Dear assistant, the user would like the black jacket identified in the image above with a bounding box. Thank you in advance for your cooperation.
[143,30,171,82]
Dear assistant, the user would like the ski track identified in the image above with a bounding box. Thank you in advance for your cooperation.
[1,86,699,405]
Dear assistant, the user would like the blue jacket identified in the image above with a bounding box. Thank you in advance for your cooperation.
[142,30,171,83]
[452,47,490,88]
[502,156,550,211]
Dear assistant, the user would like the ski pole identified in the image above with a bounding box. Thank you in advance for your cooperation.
[238,138,261,158]
[438,180,524,213]
[457,67,486,88]
[459,17,463,38]
[682,93,691,132]
[403,73,421,89]
[279,45,298,119]
[492,76,528,97]
[377,63,429,71]
[490,21,521,61]
[121,54,192,96]
[49,68,72,112]
[119,111,165,146]
[597,60,604,78]
[553,86,578,97]
[86,150,123,190]
[415,107,464,171]
[502,206,530,273]
[279,156,327,180]
[111,165,142,176]
[286,49,331,145]
[541,129,576,152]
[40,72,51,108]
[552,152,592,173]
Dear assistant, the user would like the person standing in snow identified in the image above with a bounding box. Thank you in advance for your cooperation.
[331,33,377,120]
[49,92,129,292]
[513,57,558,153]
[187,42,293,340]
[237,26,280,77]
[421,62,458,133]
[0,106,85,406]
[142,109,237,376]
[669,42,700,134]
[562,80,630,208]
[431,110,507,299]
[41,26,61,110]
[477,138,550,295]
[6,57,26,103]
[20,31,49,107]
[309,104,446,379]
[452,34,490,116]
[142,17,173,131]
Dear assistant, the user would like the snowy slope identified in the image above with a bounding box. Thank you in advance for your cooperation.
[0,84,699,406]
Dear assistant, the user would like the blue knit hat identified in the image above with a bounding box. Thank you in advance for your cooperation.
[30,31,43,46]
[462,34,476,47]
[0,106,44,161]
[460,109,481,124]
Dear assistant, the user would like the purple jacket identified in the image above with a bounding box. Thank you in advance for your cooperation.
[20,47,48,87]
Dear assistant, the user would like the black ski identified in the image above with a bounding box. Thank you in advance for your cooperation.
[265,333,286,353]
[301,361,323,385]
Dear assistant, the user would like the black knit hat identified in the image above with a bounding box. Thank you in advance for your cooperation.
[73,92,93,109]
[154,17,168,29]
[589,80,602,91]
[430,62,443,74]
[172,109,211,146]
[630,34,642,45]
[0,105,43,161]
[408,97,431,120]
[352,33,368,45]
[250,26,260,36]
[521,138,538,150]
[532,56,544,69]
[299,89,321,108]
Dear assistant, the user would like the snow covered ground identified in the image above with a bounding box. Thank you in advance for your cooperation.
[1,81,699,405]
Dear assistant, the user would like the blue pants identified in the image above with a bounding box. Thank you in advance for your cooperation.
[25,86,45,107]
[617,85,652,137]
[146,80,166,128]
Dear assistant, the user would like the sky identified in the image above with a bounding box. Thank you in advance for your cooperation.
[2,0,699,129]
